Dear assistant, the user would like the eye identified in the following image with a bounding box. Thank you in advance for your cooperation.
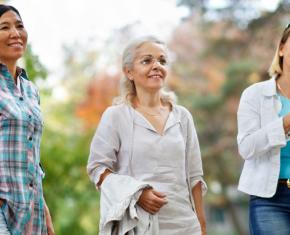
[141,58,152,65]
[159,58,167,65]
[0,26,9,30]
[17,24,24,29]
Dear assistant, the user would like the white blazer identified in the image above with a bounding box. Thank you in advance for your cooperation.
[237,77,289,197]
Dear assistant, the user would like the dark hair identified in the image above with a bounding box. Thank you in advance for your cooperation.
[0,5,22,19]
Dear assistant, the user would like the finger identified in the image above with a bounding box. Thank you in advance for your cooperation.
[147,204,162,214]
[152,190,167,198]
[152,195,168,206]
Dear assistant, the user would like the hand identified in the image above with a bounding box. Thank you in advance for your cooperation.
[137,188,167,214]
[44,203,55,235]
[283,113,290,133]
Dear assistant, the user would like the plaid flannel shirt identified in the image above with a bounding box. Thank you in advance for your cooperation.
[0,64,47,235]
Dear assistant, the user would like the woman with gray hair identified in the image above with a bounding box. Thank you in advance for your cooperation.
[87,36,207,234]
[237,24,290,234]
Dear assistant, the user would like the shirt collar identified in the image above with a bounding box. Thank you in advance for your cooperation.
[0,63,28,81]
[131,104,181,133]
[16,75,21,90]
[16,66,28,80]
[262,76,278,97]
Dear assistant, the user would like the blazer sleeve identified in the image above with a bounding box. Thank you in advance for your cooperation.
[87,107,120,188]
[237,87,286,160]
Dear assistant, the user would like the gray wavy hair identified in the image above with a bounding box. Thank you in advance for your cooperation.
[113,36,176,105]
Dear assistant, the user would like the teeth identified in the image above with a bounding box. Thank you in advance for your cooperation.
[8,42,22,45]
[150,75,161,78]
[9,43,22,47]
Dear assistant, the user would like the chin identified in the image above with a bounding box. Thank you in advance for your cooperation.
[148,85,164,91]
[9,54,24,61]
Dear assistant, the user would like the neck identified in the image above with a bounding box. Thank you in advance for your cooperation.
[278,72,290,85]
[277,72,290,98]
[135,89,162,108]
[0,60,17,80]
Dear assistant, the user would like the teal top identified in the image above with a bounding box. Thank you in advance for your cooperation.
[278,94,290,179]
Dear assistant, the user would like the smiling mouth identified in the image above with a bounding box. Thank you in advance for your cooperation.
[148,75,163,79]
[8,42,23,48]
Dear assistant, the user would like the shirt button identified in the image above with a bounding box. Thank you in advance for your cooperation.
[19,97,24,101]
[29,182,33,187]
[28,115,32,119]
[28,136,33,141]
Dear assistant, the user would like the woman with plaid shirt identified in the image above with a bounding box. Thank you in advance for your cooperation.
[0,5,54,235]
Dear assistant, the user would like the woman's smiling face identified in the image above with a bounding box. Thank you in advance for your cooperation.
[125,42,169,93]
[0,10,27,64]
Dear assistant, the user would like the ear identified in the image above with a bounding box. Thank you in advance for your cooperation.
[124,66,134,81]
[279,44,284,57]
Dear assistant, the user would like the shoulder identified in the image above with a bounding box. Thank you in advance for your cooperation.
[103,104,130,116]
[241,79,273,100]
[172,104,193,123]
[173,104,191,116]
[101,104,132,123]
[20,69,39,94]
[27,81,39,93]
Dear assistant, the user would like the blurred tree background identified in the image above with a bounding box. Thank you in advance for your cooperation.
[9,0,290,234]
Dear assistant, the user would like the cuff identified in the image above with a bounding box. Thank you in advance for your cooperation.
[266,117,287,147]
[190,177,207,196]
[93,166,109,191]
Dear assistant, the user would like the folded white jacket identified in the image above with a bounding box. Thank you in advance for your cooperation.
[99,174,159,235]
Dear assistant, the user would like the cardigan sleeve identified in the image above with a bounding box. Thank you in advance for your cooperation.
[87,107,120,189]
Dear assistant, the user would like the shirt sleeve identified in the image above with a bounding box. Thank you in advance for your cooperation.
[184,110,207,196]
[237,87,286,160]
[87,107,120,189]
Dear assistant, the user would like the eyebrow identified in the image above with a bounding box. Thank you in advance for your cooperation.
[0,19,23,26]
[139,54,167,58]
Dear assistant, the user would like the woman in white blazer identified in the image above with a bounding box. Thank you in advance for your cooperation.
[87,36,207,234]
[237,24,290,235]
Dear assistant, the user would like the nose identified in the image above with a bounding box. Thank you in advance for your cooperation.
[152,59,162,70]
[9,26,21,38]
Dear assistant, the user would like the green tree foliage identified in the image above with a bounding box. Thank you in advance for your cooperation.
[40,107,99,235]
[23,44,47,82]
[39,44,101,235]
[20,43,100,234]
